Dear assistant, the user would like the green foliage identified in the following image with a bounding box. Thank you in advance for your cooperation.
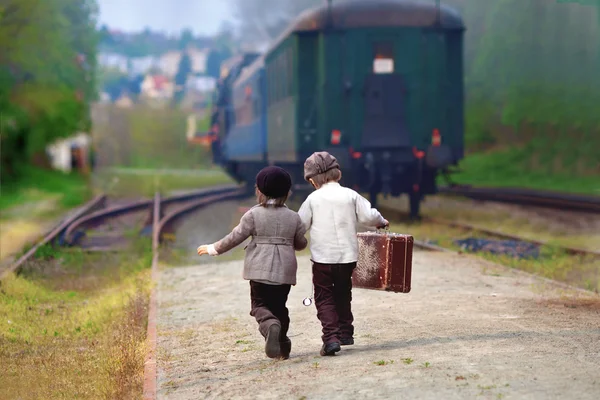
[449,148,600,195]
[457,0,600,178]
[206,47,233,79]
[0,165,89,211]
[0,0,98,182]
[173,52,192,105]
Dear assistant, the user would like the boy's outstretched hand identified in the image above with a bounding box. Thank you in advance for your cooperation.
[377,219,390,229]
[197,245,209,256]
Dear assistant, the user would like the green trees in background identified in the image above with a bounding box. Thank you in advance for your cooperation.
[173,51,192,105]
[455,0,600,174]
[0,0,99,181]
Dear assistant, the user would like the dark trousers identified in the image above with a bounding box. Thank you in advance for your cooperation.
[312,262,356,344]
[249,281,291,340]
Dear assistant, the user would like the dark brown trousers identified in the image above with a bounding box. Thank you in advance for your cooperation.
[249,281,291,339]
[312,262,356,345]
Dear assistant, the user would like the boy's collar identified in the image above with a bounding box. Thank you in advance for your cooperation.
[321,182,340,188]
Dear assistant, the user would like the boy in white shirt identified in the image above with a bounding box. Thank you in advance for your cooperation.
[298,151,388,356]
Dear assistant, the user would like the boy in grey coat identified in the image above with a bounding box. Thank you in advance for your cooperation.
[197,166,307,360]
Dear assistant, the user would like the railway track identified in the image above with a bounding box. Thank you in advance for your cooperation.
[2,184,249,400]
[4,183,596,399]
[439,185,600,214]
[379,205,600,259]
[1,184,246,280]
[291,183,600,214]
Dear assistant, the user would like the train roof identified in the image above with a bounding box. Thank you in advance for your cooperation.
[266,0,464,57]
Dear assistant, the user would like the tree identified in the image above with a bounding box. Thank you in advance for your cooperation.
[0,0,99,181]
[205,49,223,79]
[173,51,192,105]
[179,28,194,50]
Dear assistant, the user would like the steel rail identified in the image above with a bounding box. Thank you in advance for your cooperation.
[438,185,600,213]
[142,185,249,399]
[156,188,248,237]
[64,184,243,245]
[143,193,161,400]
[379,205,600,258]
[1,194,107,281]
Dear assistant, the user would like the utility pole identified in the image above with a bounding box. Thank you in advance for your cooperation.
[326,0,333,29]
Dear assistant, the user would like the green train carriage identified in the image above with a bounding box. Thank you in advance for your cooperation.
[264,0,465,217]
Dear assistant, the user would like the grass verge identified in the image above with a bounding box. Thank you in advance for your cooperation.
[449,148,600,196]
[0,238,152,399]
[0,165,90,213]
[388,220,599,293]
[379,195,600,252]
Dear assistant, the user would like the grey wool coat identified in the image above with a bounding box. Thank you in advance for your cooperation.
[214,205,308,285]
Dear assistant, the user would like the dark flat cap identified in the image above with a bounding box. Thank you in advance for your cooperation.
[303,151,340,182]
[256,166,292,198]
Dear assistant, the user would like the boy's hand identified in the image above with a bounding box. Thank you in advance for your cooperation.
[377,219,389,229]
[197,245,209,256]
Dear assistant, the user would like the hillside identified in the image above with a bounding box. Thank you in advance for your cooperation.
[445,0,600,194]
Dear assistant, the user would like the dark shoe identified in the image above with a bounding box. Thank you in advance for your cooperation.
[320,342,341,356]
[280,337,292,360]
[340,337,354,346]
[265,324,281,358]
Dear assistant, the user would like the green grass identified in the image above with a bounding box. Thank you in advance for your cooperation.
[0,166,90,212]
[0,239,152,399]
[92,104,212,171]
[449,148,600,196]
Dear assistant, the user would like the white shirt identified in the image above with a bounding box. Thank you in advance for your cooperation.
[298,182,386,264]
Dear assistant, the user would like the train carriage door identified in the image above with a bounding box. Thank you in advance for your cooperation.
[361,40,410,149]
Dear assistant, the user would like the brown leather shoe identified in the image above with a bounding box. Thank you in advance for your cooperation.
[280,337,292,359]
[320,342,341,356]
[340,337,354,346]
[265,324,281,358]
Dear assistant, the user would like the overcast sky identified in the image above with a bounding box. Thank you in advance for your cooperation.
[97,0,233,35]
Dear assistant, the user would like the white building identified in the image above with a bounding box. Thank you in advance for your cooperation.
[98,52,129,73]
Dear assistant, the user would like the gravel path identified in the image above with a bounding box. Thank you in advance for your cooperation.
[156,250,600,399]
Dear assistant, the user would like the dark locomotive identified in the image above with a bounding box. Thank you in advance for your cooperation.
[206,0,465,218]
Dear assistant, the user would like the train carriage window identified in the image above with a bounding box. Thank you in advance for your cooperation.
[373,42,394,74]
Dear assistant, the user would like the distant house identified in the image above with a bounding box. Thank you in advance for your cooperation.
[140,74,174,100]
[129,56,160,75]
[115,93,134,108]
[98,52,129,73]
[46,133,91,173]
[187,75,217,93]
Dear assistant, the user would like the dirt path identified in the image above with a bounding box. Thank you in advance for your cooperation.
[156,251,600,400]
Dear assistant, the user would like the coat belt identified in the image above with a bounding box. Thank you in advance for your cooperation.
[252,236,293,246]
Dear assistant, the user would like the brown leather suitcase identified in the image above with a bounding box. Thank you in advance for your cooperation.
[353,231,413,293]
